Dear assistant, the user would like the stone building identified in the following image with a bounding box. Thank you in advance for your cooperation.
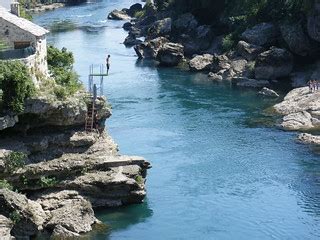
[0,4,49,85]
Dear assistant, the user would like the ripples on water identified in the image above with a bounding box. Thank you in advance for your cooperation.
[33,1,320,239]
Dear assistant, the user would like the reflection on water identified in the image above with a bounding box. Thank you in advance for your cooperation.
[33,1,320,239]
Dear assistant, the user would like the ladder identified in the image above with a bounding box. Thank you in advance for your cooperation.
[85,97,96,132]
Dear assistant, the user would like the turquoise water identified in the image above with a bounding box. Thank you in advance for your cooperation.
[34,1,320,239]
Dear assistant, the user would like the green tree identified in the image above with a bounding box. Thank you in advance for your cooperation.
[0,61,35,113]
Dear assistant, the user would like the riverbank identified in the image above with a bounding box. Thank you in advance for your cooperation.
[107,1,320,151]
[0,91,150,238]
[26,3,65,13]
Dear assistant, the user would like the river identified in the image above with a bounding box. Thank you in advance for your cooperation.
[33,1,320,239]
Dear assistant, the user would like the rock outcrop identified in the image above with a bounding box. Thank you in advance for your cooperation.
[156,42,184,66]
[189,54,214,71]
[108,9,131,20]
[134,37,169,59]
[297,133,320,145]
[0,215,13,240]
[280,23,313,57]
[274,87,320,130]
[241,22,279,46]
[236,41,264,61]
[255,47,293,80]
[258,87,279,98]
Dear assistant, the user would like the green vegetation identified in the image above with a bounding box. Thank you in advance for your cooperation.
[4,152,27,173]
[9,210,21,224]
[222,34,235,52]
[0,179,13,190]
[135,175,144,184]
[38,176,59,188]
[47,46,81,99]
[18,0,33,20]
[50,20,77,33]
[0,61,35,113]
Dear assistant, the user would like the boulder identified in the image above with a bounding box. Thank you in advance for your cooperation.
[211,54,231,73]
[297,133,320,145]
[156,42,184,66]
[0,189,47,237]
[134,37,169,59]
[178,35,201,56]
[280,23,313,57]
[148,18,172,39]
[36,190,97,234]
[124,34,143,47]
[108,9,131,20]
[307,12,320,42]
[0,215,13,240]
[255,47,294,80]
[23,94,111,127]
[173,13,198,34]
[241,22,279,46]
[0,115,18,131]
[123,22,133,31]
[258,87,280,98]
[189,54,214,72]
[127,3,143,17]
[196,25,214,51]
[208,72,223,81]
[274,87,320,130]
[236,41,264,61]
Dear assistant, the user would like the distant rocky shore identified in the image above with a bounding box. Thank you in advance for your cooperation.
[0,93,150,238]
[107,1,320,150]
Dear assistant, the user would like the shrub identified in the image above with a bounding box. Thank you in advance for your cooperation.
[135,175,144,184]
[0,179,13,190]
[47,46,82,98]
[9,210,21,224]
[0,61,35,113]
[4,152,27,173]
[222,34,235,52]
[38,176,59,188]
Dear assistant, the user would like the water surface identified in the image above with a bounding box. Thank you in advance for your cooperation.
[34,2,320,239]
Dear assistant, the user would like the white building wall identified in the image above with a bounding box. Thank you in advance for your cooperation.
[0,18,48,85]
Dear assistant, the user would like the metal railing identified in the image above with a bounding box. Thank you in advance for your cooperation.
[0,47,36,60]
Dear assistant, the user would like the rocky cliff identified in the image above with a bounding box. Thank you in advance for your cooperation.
[0,92,150,238]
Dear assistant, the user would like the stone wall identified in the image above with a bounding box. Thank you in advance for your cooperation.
[0,18,48,84]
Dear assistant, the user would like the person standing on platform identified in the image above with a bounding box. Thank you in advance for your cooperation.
[106,55,111,75]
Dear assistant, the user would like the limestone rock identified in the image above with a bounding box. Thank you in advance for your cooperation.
[307,12,320,42]
[108,9,131,20]
[236,41,264,61]
[258,87,279,98]
[156,42,184,66]
[127,3,143,17]
[274,87,320,130]
[297,133,320,145]
[208,72,223,81]
[255,48,293,80]
[0,115,18,131]
[134,37,169,59]
[241,22,279,46]
[0,189,47,237]
[23,94,111,127]
[0,215,13,240]
[69,131,98,147]
[280,23,313,57]
[36,190,97,234]
[148,18,172,39]
[124,34,143,47]
[195,25,214,51]
[173,13,198,34]
[189,54,214,72]
[123,22,133,31]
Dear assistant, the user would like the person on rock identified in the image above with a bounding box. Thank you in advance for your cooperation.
[106,55,111,75]
[308,80,313,93]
